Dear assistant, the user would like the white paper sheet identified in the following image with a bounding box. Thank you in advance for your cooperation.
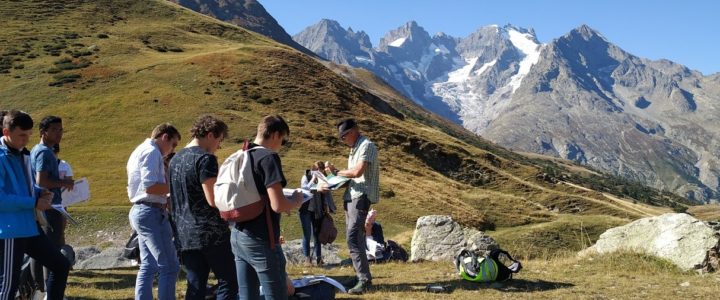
[60,177,90,206]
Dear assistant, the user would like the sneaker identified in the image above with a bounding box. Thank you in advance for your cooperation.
[348,279,372,295]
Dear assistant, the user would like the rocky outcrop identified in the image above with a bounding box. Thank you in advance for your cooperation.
[75,247,136,270]
[282,239,342,266]
[580,213,720,271]
[410,215,498,262]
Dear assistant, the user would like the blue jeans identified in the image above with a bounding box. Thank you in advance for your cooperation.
[180,241,238,300]
[230,228,288,300]
[129,204,180,300]
[298,210,321,261]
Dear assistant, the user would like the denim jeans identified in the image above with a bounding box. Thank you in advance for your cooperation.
[230,228,288,300]
[180,241,238,300]
[129,204,180,300]
[0,230,70,300]
[298,210,321,262]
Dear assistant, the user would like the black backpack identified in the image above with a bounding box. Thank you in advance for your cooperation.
[384,240,408,262]
[122,230,140,263]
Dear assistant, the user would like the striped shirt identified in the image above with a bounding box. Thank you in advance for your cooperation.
[344,135,380,203]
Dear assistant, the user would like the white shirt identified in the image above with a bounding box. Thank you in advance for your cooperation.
[58,160,73,179]
[126,139,166,204]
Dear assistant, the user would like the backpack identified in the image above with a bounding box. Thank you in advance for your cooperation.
[292,281,337,300]
[318,213,337,245]
[122,230,140,263]
[214,141,267,222]
[384,240,408,262]
[455,248,522,282]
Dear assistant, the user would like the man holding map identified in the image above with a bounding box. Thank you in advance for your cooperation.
[326,118,380,295]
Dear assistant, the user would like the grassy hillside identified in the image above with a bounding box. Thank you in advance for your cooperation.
[0,0,685,254]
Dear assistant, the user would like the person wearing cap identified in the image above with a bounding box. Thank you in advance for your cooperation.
[325,118,379,295]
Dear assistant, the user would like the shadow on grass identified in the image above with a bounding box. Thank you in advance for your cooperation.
[68,269,137,291]
[375,278,574,294]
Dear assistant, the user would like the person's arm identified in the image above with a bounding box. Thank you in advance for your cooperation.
[336,142,377,179]
[140,150,168,196]
[199,154,219,207]
[34,150,74,190]
[337,161,369,179]
[202,177,217,207]
[36,171,74,190]
[266,182,302,213]
[0,164,39,212]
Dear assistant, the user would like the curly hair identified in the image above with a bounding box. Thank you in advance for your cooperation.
[190,114,228,139]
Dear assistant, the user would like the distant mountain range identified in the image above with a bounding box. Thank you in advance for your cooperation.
[293,19,720,202]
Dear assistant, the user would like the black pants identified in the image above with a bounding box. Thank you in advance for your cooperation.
[180,240,238,300]
[0,230,71,300]
[30,209,66,291]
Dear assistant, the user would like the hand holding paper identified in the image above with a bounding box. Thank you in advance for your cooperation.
[283,188,313,203]
[61,177,90,206]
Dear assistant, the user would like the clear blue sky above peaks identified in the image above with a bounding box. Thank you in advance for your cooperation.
[261,0,720,75]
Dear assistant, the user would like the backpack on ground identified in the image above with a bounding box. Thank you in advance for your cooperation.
[122,230,140,263]
[214,141,267,222]
[455,248,522,282]
[383,240,408,262]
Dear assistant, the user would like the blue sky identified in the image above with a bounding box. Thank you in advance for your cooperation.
[261,0,720,75]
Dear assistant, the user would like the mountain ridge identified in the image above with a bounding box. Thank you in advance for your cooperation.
[294,19,720,203]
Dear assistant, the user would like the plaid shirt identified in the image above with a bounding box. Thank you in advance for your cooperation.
[344,135,380,203]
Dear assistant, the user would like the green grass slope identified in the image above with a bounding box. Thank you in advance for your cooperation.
[0,0,685,247]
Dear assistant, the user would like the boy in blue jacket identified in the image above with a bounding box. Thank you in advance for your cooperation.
[0,110,70,300]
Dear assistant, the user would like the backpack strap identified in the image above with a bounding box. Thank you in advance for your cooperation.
[245,140,276,250]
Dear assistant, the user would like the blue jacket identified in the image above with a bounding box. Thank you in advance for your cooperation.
[0,137,40,239]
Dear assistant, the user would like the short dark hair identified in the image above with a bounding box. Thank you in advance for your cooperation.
[3,110,33,131]
[190,114,229,139]
[39,115,62,132]
[0,110,8,129]
[257,115,289,139]
[151,123,181,140]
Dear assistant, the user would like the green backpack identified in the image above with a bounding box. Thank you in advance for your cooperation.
[455,248,522,282]
[455,249,499,282]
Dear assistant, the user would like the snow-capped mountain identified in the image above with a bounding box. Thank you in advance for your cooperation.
[294,20,720,202]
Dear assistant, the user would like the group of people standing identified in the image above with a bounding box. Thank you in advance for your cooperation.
[0,110,75,300]
[125,114,380,300]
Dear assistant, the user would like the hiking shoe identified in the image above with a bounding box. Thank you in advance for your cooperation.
[348,279,372,295]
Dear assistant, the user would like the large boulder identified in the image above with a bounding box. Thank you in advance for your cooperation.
[410,215,498,262]
[282,239,342,265]
[580,213,719,271]
[75,247,136,270]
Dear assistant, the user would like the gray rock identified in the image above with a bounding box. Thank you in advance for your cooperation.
[282,239,342,266]
[75,247,136,270]
[74,246,101,262]
[410,215,498,262]
[579,213,719,271]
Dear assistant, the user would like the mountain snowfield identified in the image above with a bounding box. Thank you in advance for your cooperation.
[294,20,720,203]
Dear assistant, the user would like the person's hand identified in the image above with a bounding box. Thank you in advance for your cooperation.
[36,189,53,211]
[293,190,304,207]
[279,235,285,244]
[326,164,338,175]
[62,179,75,191]
[318,183,330,193]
